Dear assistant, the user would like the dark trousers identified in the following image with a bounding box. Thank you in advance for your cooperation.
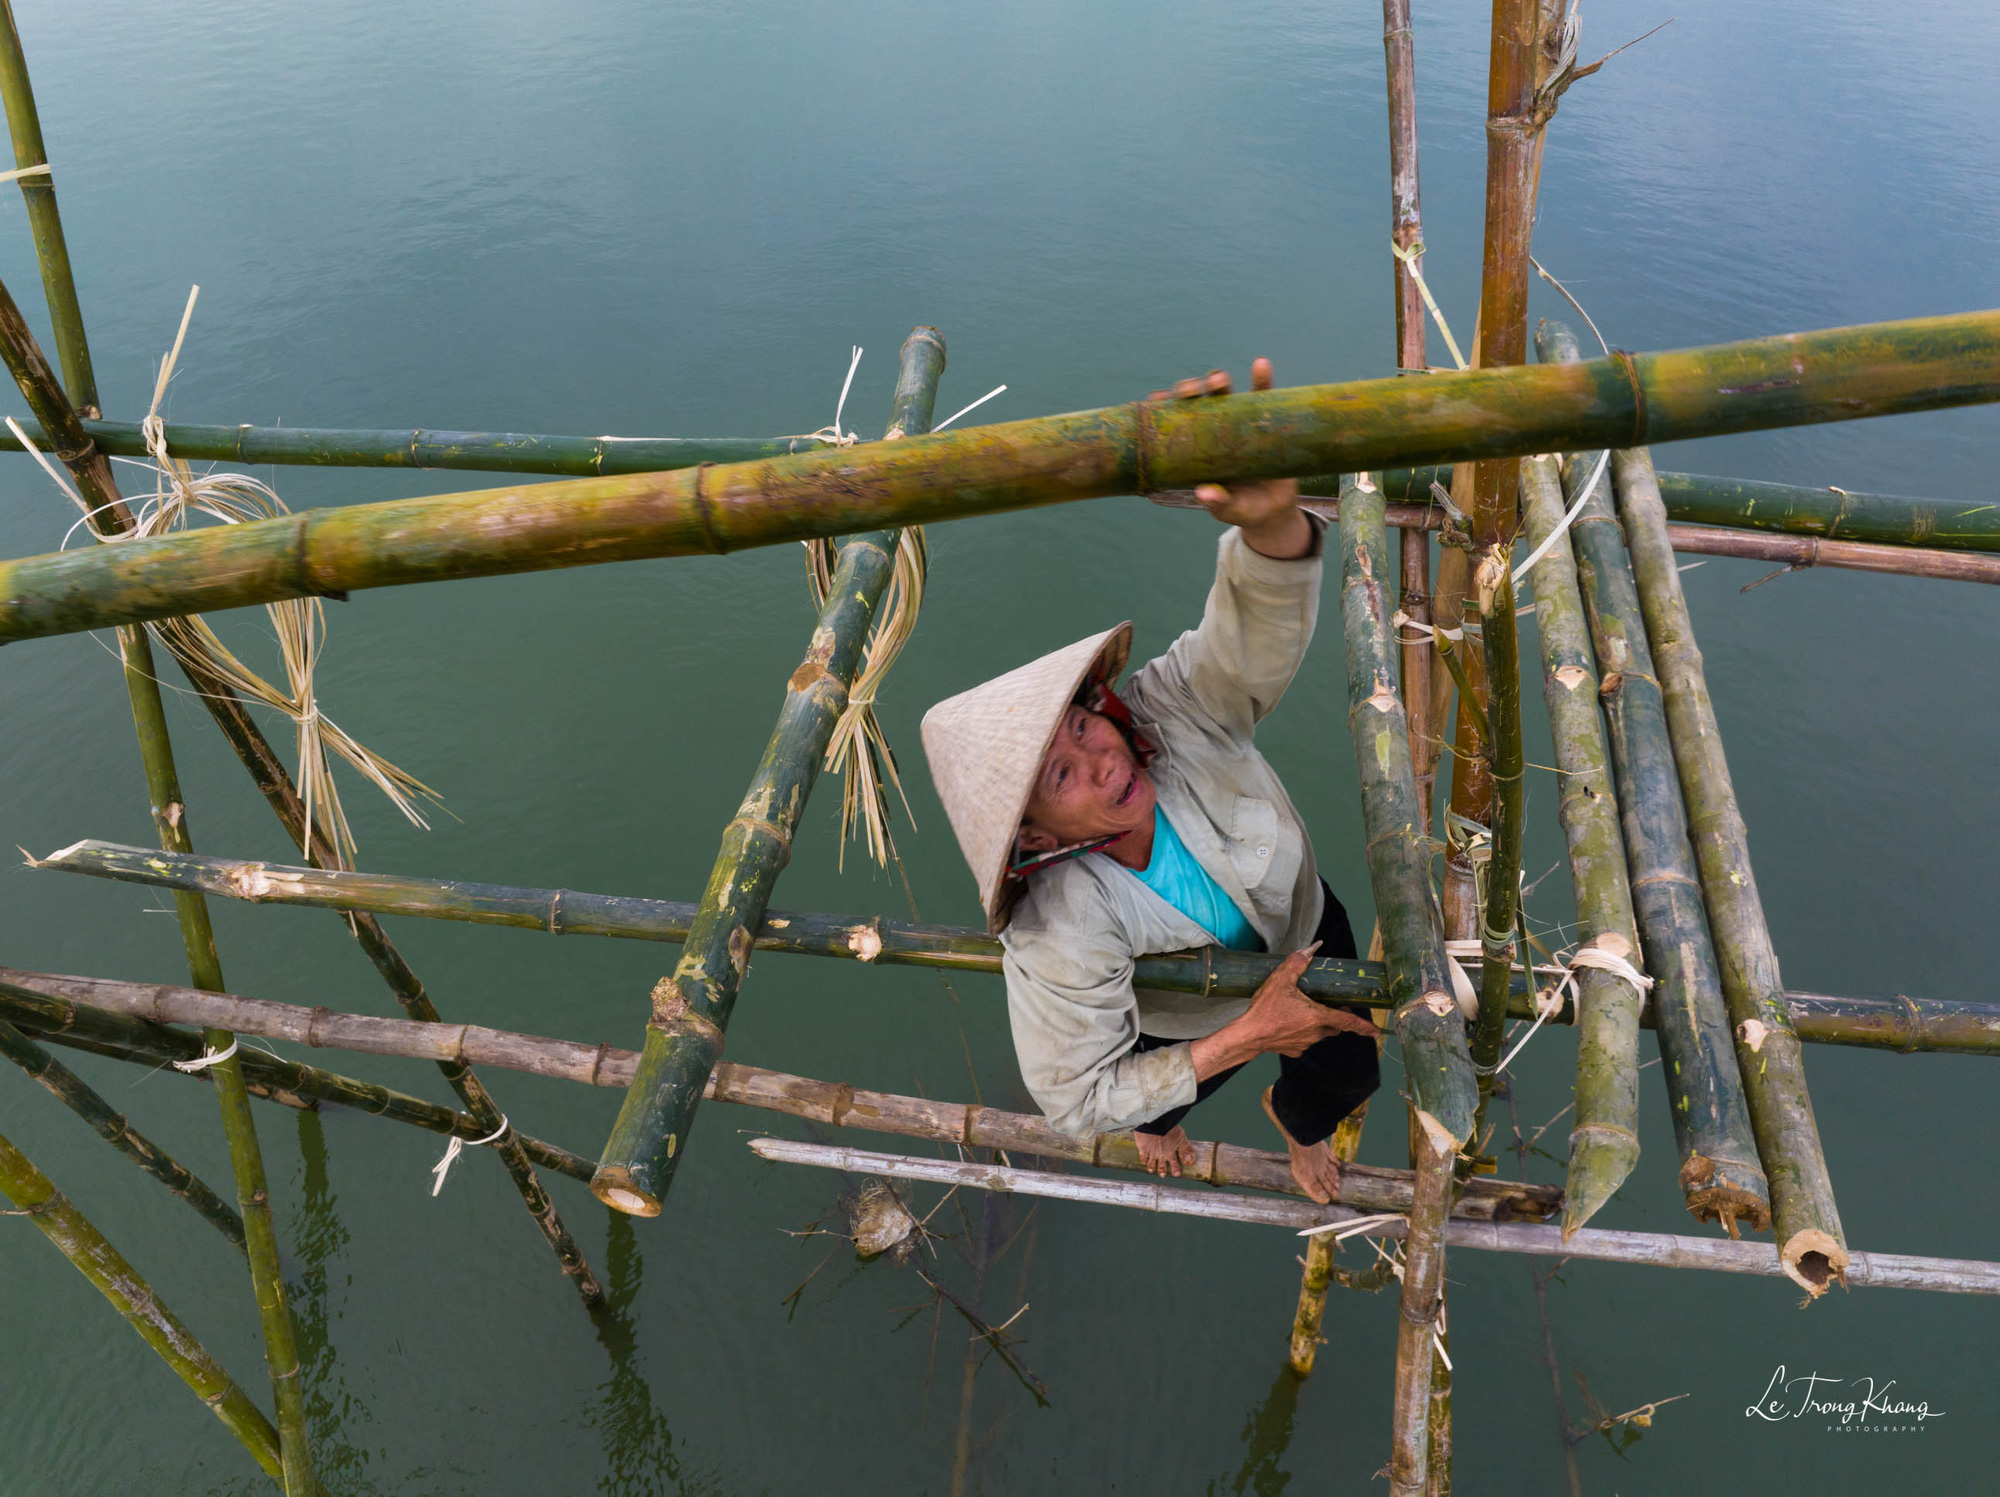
[1133,878,1379,1147]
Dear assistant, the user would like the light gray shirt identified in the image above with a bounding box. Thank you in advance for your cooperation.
[999,524,1326,1139]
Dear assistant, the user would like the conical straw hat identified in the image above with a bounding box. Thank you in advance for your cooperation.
[921,622,1133,933]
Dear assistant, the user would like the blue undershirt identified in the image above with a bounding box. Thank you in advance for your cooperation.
[1129,806,1263,952]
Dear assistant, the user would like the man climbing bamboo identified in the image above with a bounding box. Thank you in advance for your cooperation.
[921,360,1379,1204]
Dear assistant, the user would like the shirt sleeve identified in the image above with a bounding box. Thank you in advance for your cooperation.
[1125,519,1325,745]
[1001,913,1198,1140]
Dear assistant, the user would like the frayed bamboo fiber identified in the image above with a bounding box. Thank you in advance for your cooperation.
[0,1126,283,1479]
[7,309,2000,644]
[39,840,2000,1053]
[749,1139,2000,1296]
[0,1017,245,1249]
[593,329,947,1217]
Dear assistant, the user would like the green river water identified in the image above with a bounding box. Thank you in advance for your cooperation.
[0,1,1994,1491]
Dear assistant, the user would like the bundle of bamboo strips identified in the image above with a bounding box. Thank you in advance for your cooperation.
[593,328,947,1217]
[0,1127,283,1479]
[1613,445,1847,1295]
[5,309,2000,644]
[1538,320,1769,1238]
[1518,455,1644,1234]
[40,840,2000,1053]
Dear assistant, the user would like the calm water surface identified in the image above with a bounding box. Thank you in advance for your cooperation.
[0,1,1994,1492]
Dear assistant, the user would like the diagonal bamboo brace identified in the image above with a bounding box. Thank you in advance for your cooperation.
[591,327,947,1216]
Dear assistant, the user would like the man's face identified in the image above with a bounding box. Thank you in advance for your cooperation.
[1018,706,1155,853]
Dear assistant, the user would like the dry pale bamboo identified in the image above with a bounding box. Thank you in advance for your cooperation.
[749,1139,2000,1295]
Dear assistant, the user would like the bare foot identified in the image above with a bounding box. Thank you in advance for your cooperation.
[1262,1087,1341,1204]
[1134,1125,1197,1178]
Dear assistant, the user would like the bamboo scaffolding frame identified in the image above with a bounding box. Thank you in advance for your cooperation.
[749,1139,2000,1295]
[0,417,817,475]
[5,309,2000,644]
[38,839,1999,1053]
[0,1,95,412]
[1614,443,1847,1295]
[0,1126,283,1479]
[0,276,315,1490]
[0,970,1558,1221]
[592,328,947,1217]
[1539,320,1770,1238]
[1518,456,1642,1235]
[0,1017,245,1249]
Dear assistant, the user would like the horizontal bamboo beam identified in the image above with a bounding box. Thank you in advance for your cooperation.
[752,1138,2000,1295]
[0,416,819,475]
[4,308,2000,643]
[37,841,2000,1055]
[0,967,1558,1222]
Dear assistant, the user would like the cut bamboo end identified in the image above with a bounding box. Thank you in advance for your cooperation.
[1560,1124,1640,1242]
[1782,1229,1851,1299]
[589,1166,662,1218]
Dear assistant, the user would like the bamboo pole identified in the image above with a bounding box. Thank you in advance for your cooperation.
[1518,456,1642,1235]
[0,1128,283,1479]
[0,1,96,411]
[1539,321,1770,1237]
[1383,0,1426,377]
[1614,444,1847,1295]
[44,840,1996,1053]
[592,327,946,1216]
[0,971,1559,1222]
[1338,474,1477,1144]
[1388,1116,1455,1497]
[0,417,818,474]
[752,1139,2000,1295]
[167,654,601,1304]
[0,981,594,1180]
[8,309,2000,642]
[0,1018,246,1250]
[0,281,315,1491]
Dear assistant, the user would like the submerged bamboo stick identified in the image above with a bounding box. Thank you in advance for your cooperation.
[0,279,315,1490]
[0,980,594,1181]
[0,1127,283,1479]
[44,840,1997,1052]
[0,970,1558,1221]
[8,310,2000,643]
[1614,444,1847,1295]
[752,1139,2000,1295]
[1539,320,1770,1236]
[1518,456,1642,1235]
[1338,475,1477,1145]
[593,328,946,1216]
[0,417,817,474]
[1391,1115,1456,1497]
[0,1018,245,1249]
[0,1,95,411]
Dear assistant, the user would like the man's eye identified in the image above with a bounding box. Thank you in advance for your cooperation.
[1073,716,1085,738]
[1056,767,1068,786]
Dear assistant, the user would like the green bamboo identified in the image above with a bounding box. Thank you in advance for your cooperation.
[0,1018,245,1249]
[0,980,595,1182]
[0,1,96,411]
[1539,319,1770,1236]
[1338,473,1477,1146]
[1613,443,1847,1295]
[5,308,2000,643]
[1469,555,1524,1099]
[0,417,819,474]
[1518,455,1642,1233]
[0,1128,281,1479]
[168,656,600,1304]
[46,839,1994,1052]
[0,277,314,1488]
[592,326,946,1216]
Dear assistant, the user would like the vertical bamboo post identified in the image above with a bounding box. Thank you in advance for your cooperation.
[0,1018,246,1250]
[0,1,95,411]
[0,277,315,1492]
[1284,1101,1369,1376]
[1517,455,1642,1232]
[1612,446,1848,1294]
[1538,319,1770,1236]
[592,327,946,1216]
[0,1128,282,1479]
[1389,1113,1457,1497]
